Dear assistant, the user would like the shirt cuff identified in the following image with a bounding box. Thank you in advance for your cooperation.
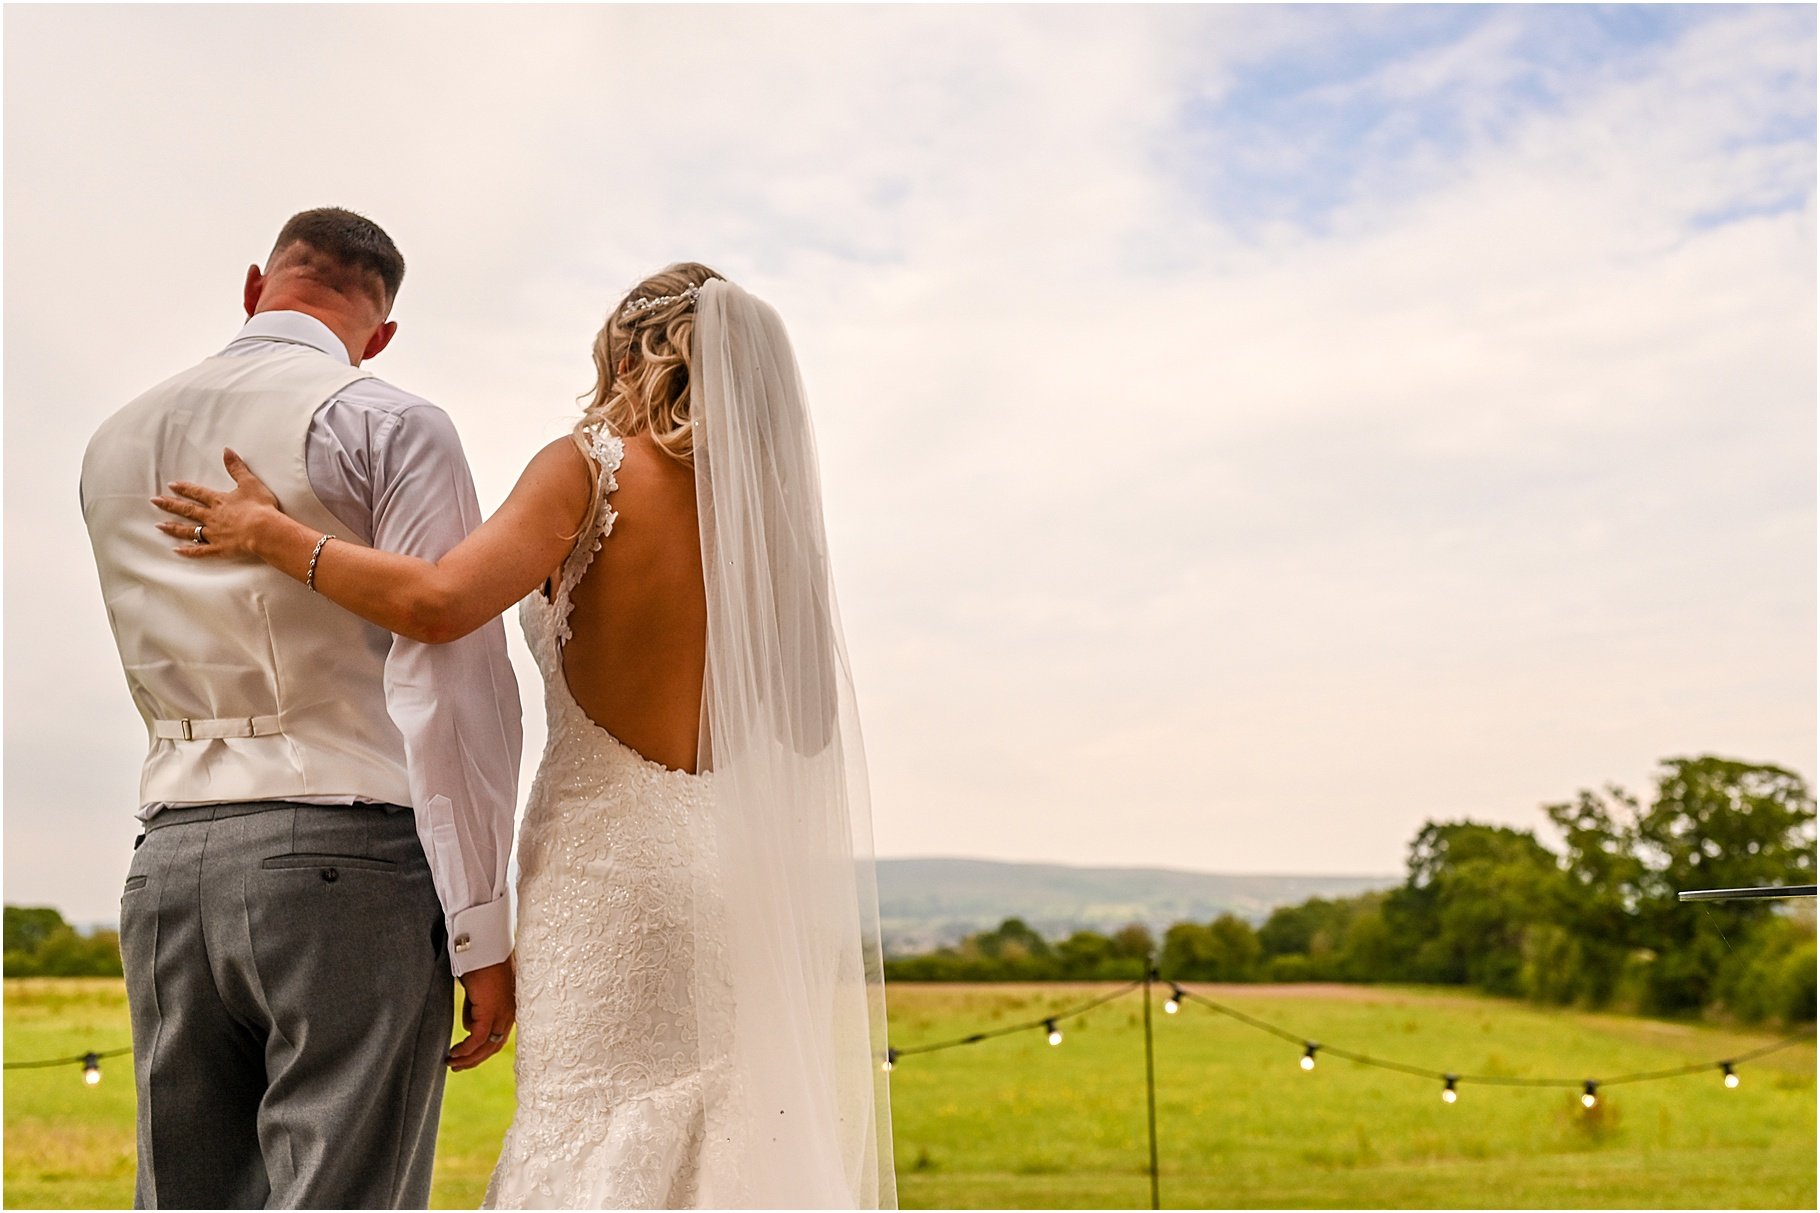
[446,895,513,976]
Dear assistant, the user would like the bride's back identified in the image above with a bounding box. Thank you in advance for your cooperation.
[551,263,723,774]
[560,431,707,774]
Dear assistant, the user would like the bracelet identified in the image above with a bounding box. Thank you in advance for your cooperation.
[306,534,337,592]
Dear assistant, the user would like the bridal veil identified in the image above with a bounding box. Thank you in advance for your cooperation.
[686,278,897,1208]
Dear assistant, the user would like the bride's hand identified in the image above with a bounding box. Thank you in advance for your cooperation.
[153,448,286,561]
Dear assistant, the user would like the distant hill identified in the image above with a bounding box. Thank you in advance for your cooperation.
[875,857,1399,955]
[40,859,1403,959]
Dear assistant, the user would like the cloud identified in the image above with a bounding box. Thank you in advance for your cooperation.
[4,5,1812,923]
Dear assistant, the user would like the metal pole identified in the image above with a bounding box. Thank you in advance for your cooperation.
[1678,884,1816,902]
[1143,959,1160,1210]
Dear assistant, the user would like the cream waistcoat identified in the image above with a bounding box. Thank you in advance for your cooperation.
[82,344,412,809]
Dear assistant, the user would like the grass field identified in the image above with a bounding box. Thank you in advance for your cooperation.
[4,979,1813,1209]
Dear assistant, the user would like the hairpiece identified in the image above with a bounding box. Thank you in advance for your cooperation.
[622,283,702,318]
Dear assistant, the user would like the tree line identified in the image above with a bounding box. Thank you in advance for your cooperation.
[7,755,1814,1022]
[884,755,1817,1026]
[3,906,123,978]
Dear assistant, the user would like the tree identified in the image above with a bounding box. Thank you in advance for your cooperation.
[1631,757,1816,1014]
[3,906,123,978]
[1541,786,1648,1006]
[1159,922,1219,981]
[1711,905,1818,1025]
[1383,820,1567,995]
[1337,896,1394,982]
[1110,923,1155,961]
[4,905,67,954]
[1636,757,1815,894]
[1205,913,1262,980]
[975,918,1052,962]
[1258,898,1349,958]
[1056,930,1117,977]
[1162,915,1262,981]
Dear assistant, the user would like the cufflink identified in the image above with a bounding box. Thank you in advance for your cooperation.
[453,933,471,954]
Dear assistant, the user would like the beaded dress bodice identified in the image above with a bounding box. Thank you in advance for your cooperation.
[483,429,732,1210]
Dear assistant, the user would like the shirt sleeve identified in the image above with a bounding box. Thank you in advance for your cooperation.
[315,394,524,975]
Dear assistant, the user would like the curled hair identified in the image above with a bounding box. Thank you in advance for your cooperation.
[577,262,726,470]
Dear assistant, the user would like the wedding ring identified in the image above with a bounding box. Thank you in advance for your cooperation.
[488,1033,505,1043]
[192,525,207,545]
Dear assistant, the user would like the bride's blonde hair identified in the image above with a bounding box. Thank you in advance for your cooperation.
[575,261,726,470]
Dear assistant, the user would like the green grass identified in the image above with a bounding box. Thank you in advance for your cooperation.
[5,979,1813,1208]
[883,983,1815,1208]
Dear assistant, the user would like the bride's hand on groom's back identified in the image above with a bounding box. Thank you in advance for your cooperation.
[153,447,295,561]
[448,955,516,1072]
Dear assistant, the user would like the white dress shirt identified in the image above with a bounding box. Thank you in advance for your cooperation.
[201,309,524,974]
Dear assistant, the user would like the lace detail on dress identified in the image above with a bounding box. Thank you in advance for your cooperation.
[550,428,625,645]
[484,431,734,1210]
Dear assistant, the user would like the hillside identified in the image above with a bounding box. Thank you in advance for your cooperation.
[875,857,1399,955]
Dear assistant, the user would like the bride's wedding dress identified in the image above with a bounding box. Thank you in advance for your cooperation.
[484,279,895,1209]
[484,431,732,1208]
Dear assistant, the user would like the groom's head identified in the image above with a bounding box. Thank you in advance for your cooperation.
[244,208,405,365]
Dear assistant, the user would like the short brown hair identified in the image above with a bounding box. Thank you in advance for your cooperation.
[268,207,405,309]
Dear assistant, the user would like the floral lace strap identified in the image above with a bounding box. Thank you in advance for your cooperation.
[551,428,626,644]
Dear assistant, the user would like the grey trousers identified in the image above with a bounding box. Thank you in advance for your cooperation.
[120,801,454,1210]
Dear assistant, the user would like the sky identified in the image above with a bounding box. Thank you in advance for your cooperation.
[4,3,1814,926]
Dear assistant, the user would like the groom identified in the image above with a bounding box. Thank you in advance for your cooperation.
[80,208,523,1209]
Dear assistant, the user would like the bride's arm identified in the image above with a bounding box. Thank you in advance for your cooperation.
[154,438,594,644]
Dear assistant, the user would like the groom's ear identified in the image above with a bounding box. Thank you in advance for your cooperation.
[361,319,398,363]
[243,264,266,318]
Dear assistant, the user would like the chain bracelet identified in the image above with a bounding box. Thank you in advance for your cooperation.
[306,534,337,592]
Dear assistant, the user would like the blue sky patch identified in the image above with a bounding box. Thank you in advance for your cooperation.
[1172,4,1812,239]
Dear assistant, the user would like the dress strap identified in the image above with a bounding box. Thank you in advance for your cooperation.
[549,427,626,644]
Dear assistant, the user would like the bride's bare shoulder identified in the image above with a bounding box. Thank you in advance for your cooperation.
[518,434,595,495]
[601,431,698,560]
[494,436,597,543]
[611,430,694,494]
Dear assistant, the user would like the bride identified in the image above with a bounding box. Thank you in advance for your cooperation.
[152,265,897,1209]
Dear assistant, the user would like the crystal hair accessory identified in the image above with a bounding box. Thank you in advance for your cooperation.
[622,283,703,317]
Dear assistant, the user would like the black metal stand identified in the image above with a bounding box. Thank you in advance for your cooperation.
[1143,960,1160,1210]
[1677,884,1816,902]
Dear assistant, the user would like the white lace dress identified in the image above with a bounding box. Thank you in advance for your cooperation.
[484,432,732,1210]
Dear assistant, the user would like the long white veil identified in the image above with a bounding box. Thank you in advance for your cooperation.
[687,278,896,1208]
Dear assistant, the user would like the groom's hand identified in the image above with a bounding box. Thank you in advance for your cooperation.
[448,956,516,1072]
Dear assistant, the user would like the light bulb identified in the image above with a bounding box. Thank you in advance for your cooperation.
[1722,1063,1738,1089]
[1581,1081,1598,1109]
[1300,1043,1319,1071]
[882,1049,896,1073]
[1164,998,1179,1014]
[1045,1019,1062,1046]
[82,1053,101,1087]
[1442,1076,1457,1104]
